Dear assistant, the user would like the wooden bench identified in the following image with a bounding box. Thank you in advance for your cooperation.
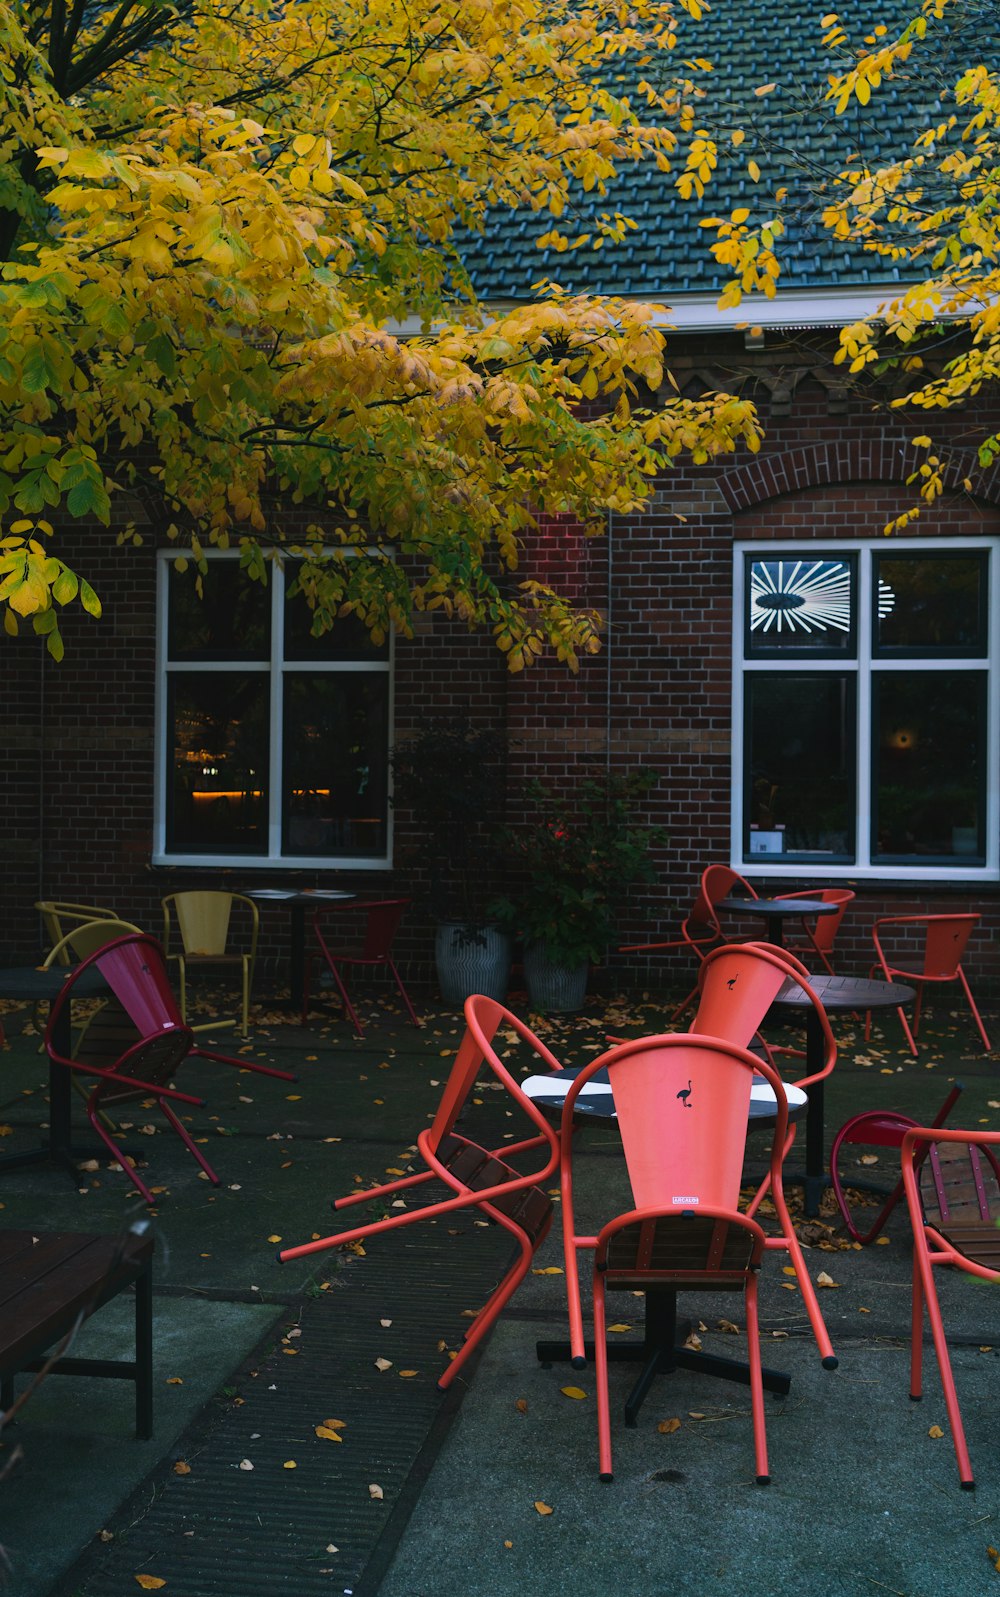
[0,1225,154,1439]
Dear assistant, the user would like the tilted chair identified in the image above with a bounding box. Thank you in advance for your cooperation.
[44,932,296,1203]
[161,891,259,1038]
[780,888,856,974]
[300,898,421,1038]
[36,900,120,962]
[902,1125,1000,1488]
[830,1083,963,1245]
[278,995,562,1389]
[867,913,991,1057]
[559,1034,792,1483]
[619,865,759,1022]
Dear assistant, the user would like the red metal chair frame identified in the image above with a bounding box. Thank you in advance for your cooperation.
[902,1125,1000,1488]
[559,1034,791,1482]
[44,933,296,1204]
[868,913,991,1057]
[830,1084,963,1244]
[278,995,562,1389]
[619,866,759,1022]
[780,888,856,974]
[300,898,421,1038]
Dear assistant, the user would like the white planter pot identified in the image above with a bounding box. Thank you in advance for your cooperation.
[523,943,589,1014]
[435,922,512,1005]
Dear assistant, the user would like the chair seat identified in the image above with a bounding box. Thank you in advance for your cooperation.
[438,1134,553,1240]
[930,1220,1000,1270]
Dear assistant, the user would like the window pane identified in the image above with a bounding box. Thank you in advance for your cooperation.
[873,671,986,862]
[746,556,856,658]
[283,589,389,662]
[874,552,988,655]
[168,676,269,853]
[282,674,389,856]
[168,563,270,661]
[744,675,856,861]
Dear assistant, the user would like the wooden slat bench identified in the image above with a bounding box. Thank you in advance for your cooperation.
[0,1225,154,1439]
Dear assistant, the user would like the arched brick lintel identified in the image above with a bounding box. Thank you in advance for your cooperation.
[717,439,1000,514]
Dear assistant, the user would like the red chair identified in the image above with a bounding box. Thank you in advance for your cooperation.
[300,898,421,1038]
[868,913,991,1056]
[620,865,759,1022]
[780,888,856,974]
[559,1034,792,1483]
[691,941,838,1367]
[278,995,562,1389]
[830,1083,963,1245]
[902,1125,1000,1488]
[44,933,297,1204]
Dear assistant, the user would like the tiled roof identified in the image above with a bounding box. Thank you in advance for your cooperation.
[460,0,988,301]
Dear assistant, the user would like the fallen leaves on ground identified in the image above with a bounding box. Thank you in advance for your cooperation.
[534,1501,553,1516]
[658,1418,681,1434]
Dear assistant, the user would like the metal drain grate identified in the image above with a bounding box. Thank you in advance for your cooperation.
[52,1225,516,1597]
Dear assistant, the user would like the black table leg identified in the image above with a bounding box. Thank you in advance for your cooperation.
[288,905,307,1012]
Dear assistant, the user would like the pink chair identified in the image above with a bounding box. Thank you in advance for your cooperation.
[902,1125,1000,1487]
[278,995,562,1390]
[781,888,856,974]
[830,1084,962,1245]
[868,913,991,1056]
[620,865,759,1022]
[44,933,297,1204]
[558,1033,791,1482]
[300,898,421,1038]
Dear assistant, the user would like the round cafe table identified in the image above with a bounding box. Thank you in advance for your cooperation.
[716,893,839,949]
[242,888,356,1007]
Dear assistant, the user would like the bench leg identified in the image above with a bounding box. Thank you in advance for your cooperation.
[134,1260,153,1440]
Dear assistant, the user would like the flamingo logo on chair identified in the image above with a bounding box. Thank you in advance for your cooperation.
[677,1079,693,1109]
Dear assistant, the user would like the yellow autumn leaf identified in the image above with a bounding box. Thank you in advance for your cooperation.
[172,1461,191,1475]
[315,1426,343,1441]
[658,1418,681,1434]
[928,1425,944,1439]
[134,1580,166,1591]
[560,1386,587,1400]
[534,1501,554,1516]
[283,1460,297,1469]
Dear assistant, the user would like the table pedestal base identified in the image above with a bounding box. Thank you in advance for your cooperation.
[536,1289,791,1423]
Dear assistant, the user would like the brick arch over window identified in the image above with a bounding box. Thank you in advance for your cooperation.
[717,440,1000,515]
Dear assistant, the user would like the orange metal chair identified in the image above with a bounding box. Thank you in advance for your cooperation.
[867,913,991,1056]
[690,940,838,1367]
[620,865,759,1022]
[161,891,259,1038]
[278,995,562,1389]
[300,898,421,1038]
[830,1084,963,1245]
[902,1125,1000,1488]
[780,888,856,974]
[559,1034,792,1482]
[44,932,296,1204]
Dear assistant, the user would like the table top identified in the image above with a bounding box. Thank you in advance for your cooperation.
[521,1065,807,1123]
[772,972,916,1012]
[243,889,356,905]
[0,964,108,1000]
[717,895,840,919]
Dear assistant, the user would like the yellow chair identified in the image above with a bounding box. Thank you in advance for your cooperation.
[36,900,119,963]
[161,892,259,1038]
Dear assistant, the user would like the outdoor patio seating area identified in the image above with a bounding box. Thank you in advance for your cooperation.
[1,971,999,1597]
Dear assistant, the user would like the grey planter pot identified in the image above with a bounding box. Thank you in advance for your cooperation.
[523,942,589,1014]
[434,922,512,1005]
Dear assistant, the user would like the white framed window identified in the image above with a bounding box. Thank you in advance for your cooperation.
[731,538,999,881]
[154,552,392,868]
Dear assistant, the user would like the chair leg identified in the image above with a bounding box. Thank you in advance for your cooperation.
[160,1100,222,1187]
[437,1217,539,1391]
[240,956,250,1039]
[591,1267,614,1481]
[744,1273,770,1484]
[957,968,992,1052]
[911,1240,976,1487]
[387,958,422,1029]
[86,1104,156,1206]
[766,1156,837,1368]
[327,961,365,1038]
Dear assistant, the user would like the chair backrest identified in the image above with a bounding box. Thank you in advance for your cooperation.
[36,900,118,963]
[568,1034,786,1213]
[919,1135,1000,1230]
[875,912,980,981]
[43,917,145,968]
[689,865,757,939]
[426,993,564,1156]
[315,898,410,961]
[692,941,810,1047]
[162,891,257,957]
[783,888,855,953]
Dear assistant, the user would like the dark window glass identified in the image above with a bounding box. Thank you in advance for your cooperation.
[168,563,270,661]
[873,671,987,862]
[874,553,988,656]
[746,556,857,659]
[167,676,269,853]
[283,588,389,662]
[744,674,856,862]
[282,674,389,857]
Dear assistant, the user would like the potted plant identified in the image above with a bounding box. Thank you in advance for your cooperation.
[492,769,666,1013]
[390,721,512,1004]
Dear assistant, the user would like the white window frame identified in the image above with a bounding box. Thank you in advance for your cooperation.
[153,550,393,869]
[731,537,1000,882]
